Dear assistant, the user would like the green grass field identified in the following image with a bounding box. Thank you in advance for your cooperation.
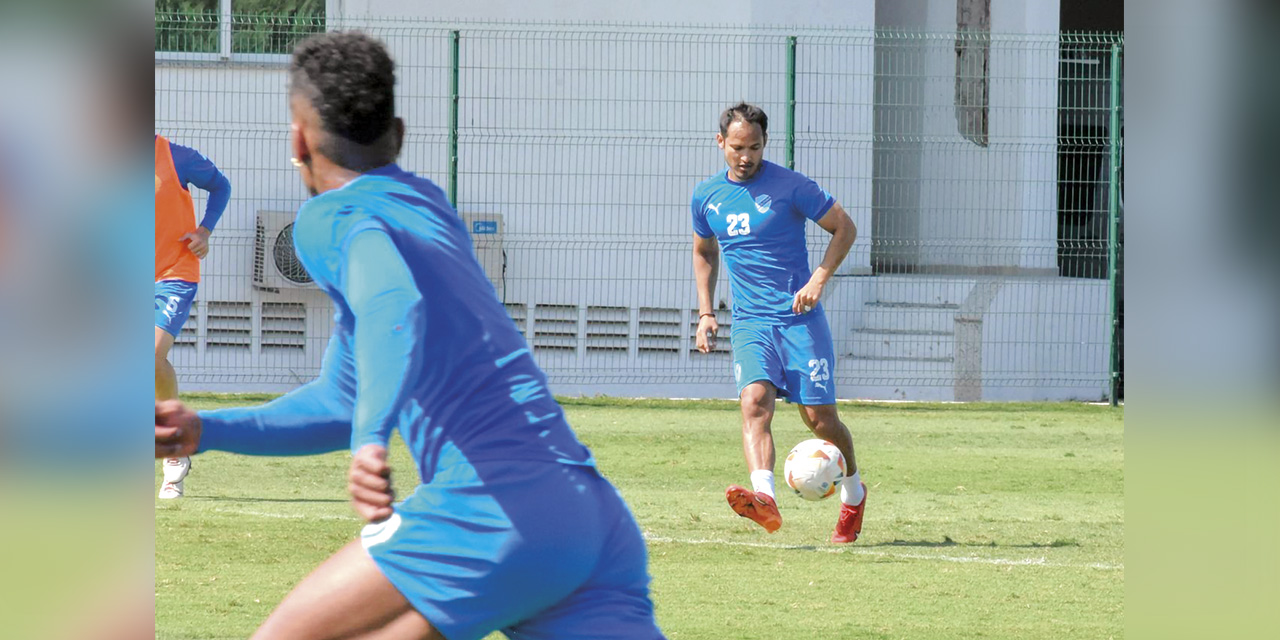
[156,396,1123,639]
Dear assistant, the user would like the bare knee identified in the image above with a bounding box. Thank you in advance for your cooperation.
[156,354,178,401]
[799,405,843,432]
[740,386,774,420]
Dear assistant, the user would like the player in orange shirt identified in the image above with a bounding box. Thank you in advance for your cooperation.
[155,134,230,499]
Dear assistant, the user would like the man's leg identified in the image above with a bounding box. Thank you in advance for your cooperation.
[796,404,856,476]
[154,280,195,402]
[253,540,444,640]
[798,404,867,544]
[155,326,178,401]
[726,381,783,532]
[740,381,778,475]
[156,326,190,499]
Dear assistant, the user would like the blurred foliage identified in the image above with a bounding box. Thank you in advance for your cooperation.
[155,0,325,55]
[231,0,326,55]
[155,0,218,53]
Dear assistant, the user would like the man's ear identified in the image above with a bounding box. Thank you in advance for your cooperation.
[715,132,725,149]
[291,122,312,165]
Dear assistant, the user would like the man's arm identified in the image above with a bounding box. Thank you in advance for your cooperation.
[193,326,357,456]
[336,227,426,523]
[170,143,231,232]
[345,227,426,451]
[792,202,856,314]
[692,233,720,353]
[170,143,231,258]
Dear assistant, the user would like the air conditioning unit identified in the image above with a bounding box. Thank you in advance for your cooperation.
[461,212,505,299]
[253,210,317,291]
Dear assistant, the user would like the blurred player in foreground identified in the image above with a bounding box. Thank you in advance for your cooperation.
[155,133,229,499]
[690,102,868,543]
[156,32,665,640]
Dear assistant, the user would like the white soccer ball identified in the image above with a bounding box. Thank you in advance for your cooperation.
[783,439,846,501]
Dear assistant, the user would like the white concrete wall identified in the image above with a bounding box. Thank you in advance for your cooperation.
[874,0,1060,273]
[980,277,1110,401]
[568,273,1111,402]
[796,30,876,276]
[827,274,1109,402]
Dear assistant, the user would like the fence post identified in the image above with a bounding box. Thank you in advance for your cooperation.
[1107,42,1122,406]
[218,0,231,59]
[786,35,797,170]
[449,30,460,208]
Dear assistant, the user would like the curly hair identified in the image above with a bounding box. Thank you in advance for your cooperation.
[290,32,398,169]
[719,102,769,138]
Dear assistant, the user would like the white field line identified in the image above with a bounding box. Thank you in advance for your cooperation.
[661,398,1122,407]
[211,507,358,522]
[643,534,1123,571]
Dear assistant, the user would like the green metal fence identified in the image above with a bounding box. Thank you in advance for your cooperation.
[154,15,1123,401]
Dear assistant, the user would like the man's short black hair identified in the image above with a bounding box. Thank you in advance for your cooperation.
[290,32,398,171]
[719,102,769,137]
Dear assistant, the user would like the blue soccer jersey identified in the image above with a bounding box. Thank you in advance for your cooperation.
[691,160,835,323]
[198,164,595,480]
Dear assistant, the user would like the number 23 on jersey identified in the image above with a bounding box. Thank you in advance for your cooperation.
[726,213,751,237]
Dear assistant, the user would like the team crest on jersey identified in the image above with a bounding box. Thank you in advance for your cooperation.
[753,194,772,213]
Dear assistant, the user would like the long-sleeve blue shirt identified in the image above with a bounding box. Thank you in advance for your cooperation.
[197,164,595,482]
[168,140,230,231]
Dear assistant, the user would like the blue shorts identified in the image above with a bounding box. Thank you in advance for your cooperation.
[154,280,197,338]
[361,444,665,640]
[731,314,838,405]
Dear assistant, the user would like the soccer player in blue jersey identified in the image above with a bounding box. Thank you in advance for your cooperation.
[155,32,665,640]
[691,102,868,543]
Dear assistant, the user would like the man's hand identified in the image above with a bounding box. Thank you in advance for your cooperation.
[792,280,824,314]
[155,399,202,458]
[181,227,212,259]
[348,444,395,523]
[695,314,719,353]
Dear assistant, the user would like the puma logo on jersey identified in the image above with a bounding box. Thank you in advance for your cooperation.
[707,202,722,216]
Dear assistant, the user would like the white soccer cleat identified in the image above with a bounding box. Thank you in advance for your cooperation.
[159,457,191,499]
[157,480,183,499]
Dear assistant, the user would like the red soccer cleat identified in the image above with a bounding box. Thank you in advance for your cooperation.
[831,482,867,544]
[726,485,783,533]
